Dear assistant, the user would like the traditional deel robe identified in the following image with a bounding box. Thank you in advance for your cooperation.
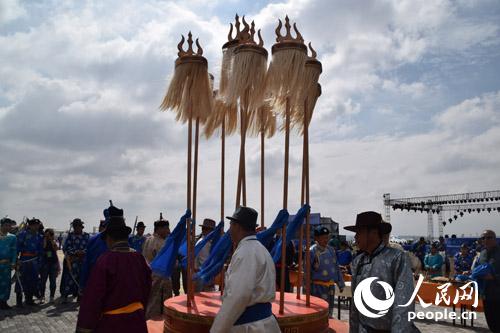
[76,242,152,333]
[423,252,444,277]
[128,234,146,254]
[454,252,473,275]
[80,232,107,291]
[60,232,89,297]
[0,233,16,301]
[16,230,43,299]
[210,235,280,333]
[309,243,345,315]
[350,242,420,333]
[144,233,172,319]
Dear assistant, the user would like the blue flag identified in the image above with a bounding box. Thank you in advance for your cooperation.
[271,204,310,263]
[194,232,232,285]
[150,210,191,278]
[256,209,289,248]
[181,221,224,268]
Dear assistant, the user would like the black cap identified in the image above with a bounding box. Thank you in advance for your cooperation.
[101,216,131,240]
[71,218,84,226]
[0,218,15,226]
[314,226,329,237]
[108,205,124,218]
[136,221,146,229]
[226,206,258,229]
[27,218,41,225]
[154,220,169,228]
[344,211,392,234]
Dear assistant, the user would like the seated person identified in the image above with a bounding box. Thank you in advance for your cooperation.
[424,243,444,278]
[454,243,473,275]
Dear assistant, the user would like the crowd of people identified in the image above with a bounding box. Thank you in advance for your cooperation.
[0,208,499,332]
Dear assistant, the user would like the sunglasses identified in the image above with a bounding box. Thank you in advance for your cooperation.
[481,236,495,240]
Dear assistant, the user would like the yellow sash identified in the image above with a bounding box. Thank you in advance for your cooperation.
[103,302,143,315]
[313,280,335,287]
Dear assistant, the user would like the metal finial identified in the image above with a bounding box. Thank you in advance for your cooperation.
[257,29,264,47]
[293,23,303,42]
[177,35,185,56]
[227,23,234,41]
[284,15,292,40]
[275,19,283,42]
[308,42,317,59]
[187,31,194,54]
[196,38,203,55]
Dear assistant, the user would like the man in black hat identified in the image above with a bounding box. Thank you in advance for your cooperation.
[309,226,344,318]
[76,207,151,333]
[143,216,172,319]
[15,218,44,307]
[129,221,147,254]
[60,218,89,303]
[345,211,419,333]
[211,206,280,333]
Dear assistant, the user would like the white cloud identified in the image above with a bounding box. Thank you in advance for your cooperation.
[0,0,499,237]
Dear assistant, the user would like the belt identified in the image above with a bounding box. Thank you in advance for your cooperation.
[21,252,37,257]
[313,280,335,287]
[0,259,11,264]
[234,302,272,325]
[103,302,144,315]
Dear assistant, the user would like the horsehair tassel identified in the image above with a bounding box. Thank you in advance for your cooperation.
[160,32,213,124]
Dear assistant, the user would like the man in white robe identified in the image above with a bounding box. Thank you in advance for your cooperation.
[210,206,280,333]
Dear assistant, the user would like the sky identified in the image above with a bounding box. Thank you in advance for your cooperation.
[1,0,499,237]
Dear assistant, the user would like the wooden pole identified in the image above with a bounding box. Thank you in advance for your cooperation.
[242,107,247,206]
[220,115,226,296]
[190,117,200,303]
[297,100,307,300]
[186,116,193,308]
[235,104,244,208]
[304,97,311,307]
[279,97,290,315]
[260,113,265,229]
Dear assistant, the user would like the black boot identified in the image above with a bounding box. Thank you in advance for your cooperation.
[16,293,23,308]
[0,300,12,310]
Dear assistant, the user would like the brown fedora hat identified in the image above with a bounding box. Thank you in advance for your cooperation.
[344,211,392,234]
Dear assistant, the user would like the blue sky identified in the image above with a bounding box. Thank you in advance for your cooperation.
[1,0,499,237]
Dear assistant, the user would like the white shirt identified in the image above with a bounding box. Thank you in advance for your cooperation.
[195,235,211,271]
[210,235,280,333]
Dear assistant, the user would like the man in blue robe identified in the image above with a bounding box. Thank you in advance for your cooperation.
[309,226,344,318]
[80,219,108,292]
[0,218,17,310]
[60,218,89,302]
[16,218,43,306]
[129,221,147,254]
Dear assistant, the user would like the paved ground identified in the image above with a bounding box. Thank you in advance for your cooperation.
[0,251,492,332]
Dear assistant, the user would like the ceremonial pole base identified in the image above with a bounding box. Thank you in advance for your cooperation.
[146,292,348,333]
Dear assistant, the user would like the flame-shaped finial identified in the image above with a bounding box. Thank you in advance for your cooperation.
[257,29,264,47]
[308,42,317,59]
[274,15,305,44]
[250,20,255,41]
[177,35,185,56]
[235,14,241,38]
[187,31,194,54]
[177,33,205,58]
[227,23,234,41]
[196,38,203,55]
